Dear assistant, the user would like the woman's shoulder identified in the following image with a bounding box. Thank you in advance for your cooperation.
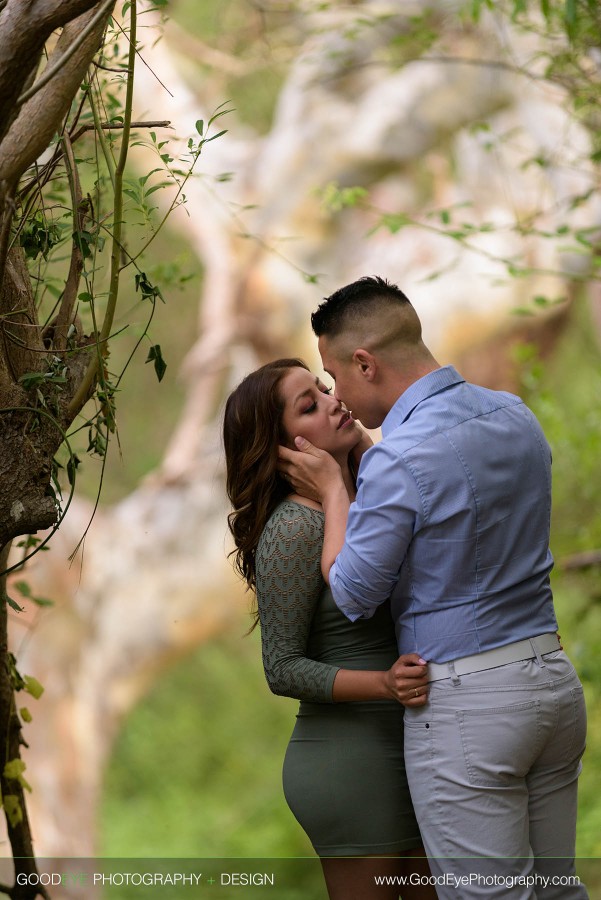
[256,498,324,581]
[280,494,324,514]
[259,498,324,546]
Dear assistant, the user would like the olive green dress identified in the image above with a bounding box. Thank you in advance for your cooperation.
[255,499,420,857]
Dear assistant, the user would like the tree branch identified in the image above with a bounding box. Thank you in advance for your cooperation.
[49,134,84,351]
[67,2,136,419]
[16,0,116,108]
[0,0,105,145]
[0,2,115,186]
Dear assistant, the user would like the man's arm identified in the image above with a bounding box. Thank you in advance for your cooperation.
[279,438,421,619]
[330,443,421,620]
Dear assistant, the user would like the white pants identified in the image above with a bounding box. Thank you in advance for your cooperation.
[404,650,589,899]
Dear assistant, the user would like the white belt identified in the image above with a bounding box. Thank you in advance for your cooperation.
[427,633,561,683]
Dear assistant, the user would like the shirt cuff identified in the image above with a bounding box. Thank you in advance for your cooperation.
[329,561,373,622]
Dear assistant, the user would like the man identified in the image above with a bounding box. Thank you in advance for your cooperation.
[279,276,588,899]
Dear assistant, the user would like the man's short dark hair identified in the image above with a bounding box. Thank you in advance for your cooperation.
[311,276,412,338]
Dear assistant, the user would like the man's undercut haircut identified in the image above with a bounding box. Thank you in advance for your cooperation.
[311,276,413,339]
[311,276,423,361]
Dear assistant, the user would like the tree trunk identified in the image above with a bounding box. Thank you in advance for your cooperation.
[0,544,49,899]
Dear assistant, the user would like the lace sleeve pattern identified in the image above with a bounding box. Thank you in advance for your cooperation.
[255,502,339,703]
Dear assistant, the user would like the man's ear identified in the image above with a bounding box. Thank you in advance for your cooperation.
[353,348,377,381]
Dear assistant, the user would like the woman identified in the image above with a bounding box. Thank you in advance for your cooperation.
[223,359,435,900]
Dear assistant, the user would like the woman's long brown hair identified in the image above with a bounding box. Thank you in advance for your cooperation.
[223,359,309,597]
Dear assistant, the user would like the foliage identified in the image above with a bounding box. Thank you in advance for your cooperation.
[0,0,228,890]
[471,0,601,148]
[314,0,600,314]
[101,629,320,896]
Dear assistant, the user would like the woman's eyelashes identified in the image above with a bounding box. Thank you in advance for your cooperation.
[301,387,331,414]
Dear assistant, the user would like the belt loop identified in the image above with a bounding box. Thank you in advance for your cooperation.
[448,660,461,685]
[530,638,545,668]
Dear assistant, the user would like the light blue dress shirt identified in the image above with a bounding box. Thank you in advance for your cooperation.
[330,366,558,663]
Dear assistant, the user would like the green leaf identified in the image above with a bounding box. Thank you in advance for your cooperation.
[16,536,42,550]
[564,0,576,23]
[18,371,47,390]
[67,453,81,487]
[205,129,228,144]
[135,272,164,302]
[20,708,32,724]
[32,596,54,608]
[4,759,32,792]
[146,345,167,382]
[23,676,44,700]
[511,0,527,19]
[380,212,411,234]
[139,168,163,187]
[564,0,577,38]
[5,594,23,613]
[145,183,170,196]
[2,795,23,828]
[470,0,494,21]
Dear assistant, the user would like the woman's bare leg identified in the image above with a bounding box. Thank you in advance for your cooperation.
[320,848,437,900]
[320,855,404,900]
[398,847,438,900]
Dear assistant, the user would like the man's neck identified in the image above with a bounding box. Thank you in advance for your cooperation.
[384,361,441,416]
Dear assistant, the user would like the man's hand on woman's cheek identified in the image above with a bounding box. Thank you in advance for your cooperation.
[277,439,342,502]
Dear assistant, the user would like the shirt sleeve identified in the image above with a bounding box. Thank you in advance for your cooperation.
[330,442,423,620]
[255,503,340,703]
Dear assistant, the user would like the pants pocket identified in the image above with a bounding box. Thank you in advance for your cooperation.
[457,699,540,786]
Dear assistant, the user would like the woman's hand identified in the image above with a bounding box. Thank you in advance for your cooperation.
[383,653,429,707]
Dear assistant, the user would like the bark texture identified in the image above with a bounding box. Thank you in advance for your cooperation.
[0,1,115,886]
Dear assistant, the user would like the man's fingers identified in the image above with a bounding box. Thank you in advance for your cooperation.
[278,443,318,461]
[294,436,327,458]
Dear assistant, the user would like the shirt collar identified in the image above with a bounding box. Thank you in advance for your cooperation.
[381,365,465,437]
